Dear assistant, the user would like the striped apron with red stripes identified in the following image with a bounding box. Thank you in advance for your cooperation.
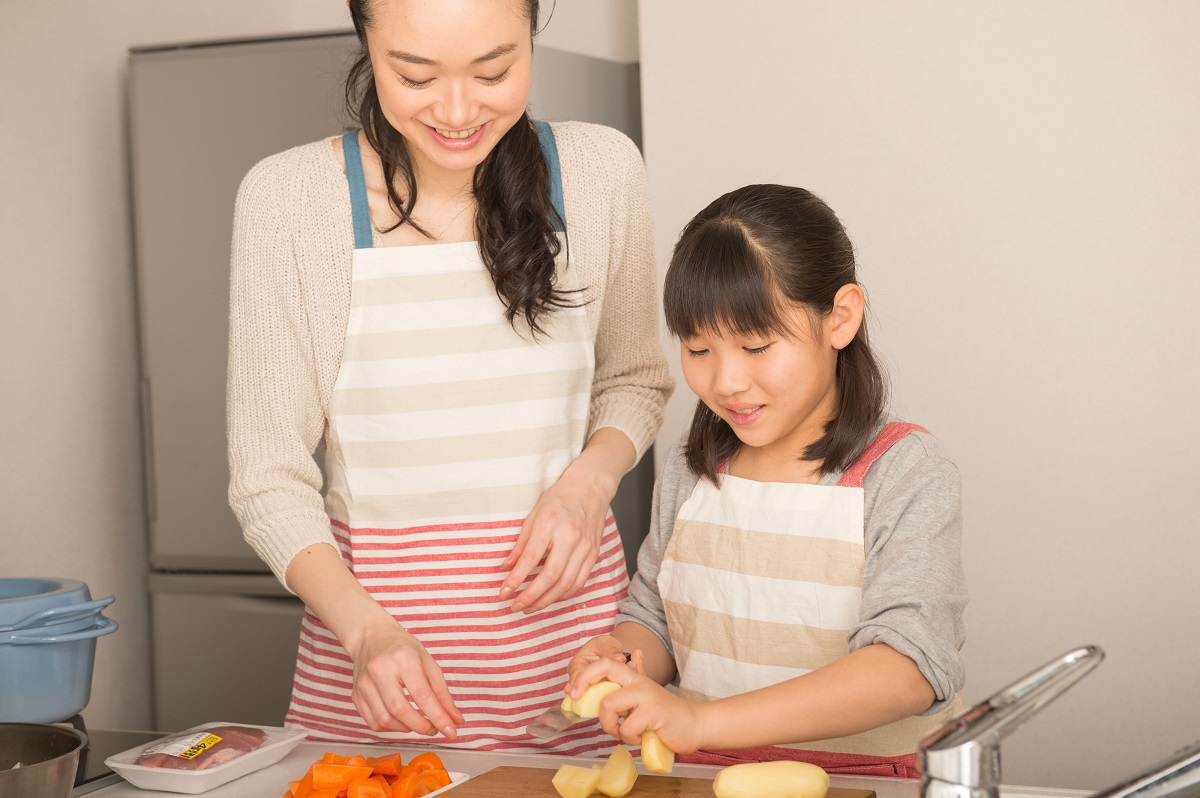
[282,127,627,755]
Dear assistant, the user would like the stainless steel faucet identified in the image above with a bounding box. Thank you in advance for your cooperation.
[1089,739,1200,798]
[918,645,1106,798]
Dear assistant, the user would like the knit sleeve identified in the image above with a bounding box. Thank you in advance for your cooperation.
[226,153,339,590]
[616,439,696,659]
[556,123,674,462]
[848,433,967,713]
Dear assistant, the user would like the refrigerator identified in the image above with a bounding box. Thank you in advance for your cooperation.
[127,31,649,732]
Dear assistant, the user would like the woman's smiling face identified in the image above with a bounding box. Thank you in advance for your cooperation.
[363,0,533,181]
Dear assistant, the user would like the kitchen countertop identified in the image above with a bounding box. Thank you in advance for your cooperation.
[85,736,1092,798]
[87,738,915,798]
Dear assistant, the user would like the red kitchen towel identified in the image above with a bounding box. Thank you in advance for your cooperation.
[678,746,921,778]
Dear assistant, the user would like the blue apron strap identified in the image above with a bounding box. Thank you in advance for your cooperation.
[341,130,374,249]
[532,120,566,232]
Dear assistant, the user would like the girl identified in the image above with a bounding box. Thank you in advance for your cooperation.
[566,184,965,777]
[226,0,672,753]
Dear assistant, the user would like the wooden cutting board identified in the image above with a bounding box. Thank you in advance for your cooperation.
[440,765,877,798]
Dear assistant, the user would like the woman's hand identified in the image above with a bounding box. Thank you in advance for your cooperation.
[569,653,706,755]
[285,544,466,738]
[347,616,465,739]
[499,428,635,613]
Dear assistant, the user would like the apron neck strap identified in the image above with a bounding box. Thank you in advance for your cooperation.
[837,422,929,488]
[342,130,375,250]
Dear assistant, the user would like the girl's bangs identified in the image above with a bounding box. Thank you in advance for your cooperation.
[664,221,789,339]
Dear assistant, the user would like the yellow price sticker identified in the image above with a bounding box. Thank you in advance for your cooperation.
[179,733,224,760]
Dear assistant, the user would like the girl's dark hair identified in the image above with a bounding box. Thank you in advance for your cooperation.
[345,0,575,334]
[663,184,887,482]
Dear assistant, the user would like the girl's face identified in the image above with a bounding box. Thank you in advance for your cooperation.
[364,0,532,181]
[681,300,850,470]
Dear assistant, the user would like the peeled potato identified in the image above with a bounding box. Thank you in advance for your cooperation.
[639,730,674,774]
[566,680,622,719]
[597,745,638,797]
[711,760,830,798]
[552,764,603,798]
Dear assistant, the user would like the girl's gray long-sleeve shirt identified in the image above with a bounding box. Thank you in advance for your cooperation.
[616,422,967,713]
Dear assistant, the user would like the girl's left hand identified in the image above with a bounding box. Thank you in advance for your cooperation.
[569,654,706,755]
[499,458,615,613]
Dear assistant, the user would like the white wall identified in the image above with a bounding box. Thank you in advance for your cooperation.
[0,0,639,735]
[639,1,1199,790]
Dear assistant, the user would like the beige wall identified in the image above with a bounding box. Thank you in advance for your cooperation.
[639,1,1200,790]
[0,0,636,733]
[6,0,1196,788]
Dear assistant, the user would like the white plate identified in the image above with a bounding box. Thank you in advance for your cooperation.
[104,722,307,794]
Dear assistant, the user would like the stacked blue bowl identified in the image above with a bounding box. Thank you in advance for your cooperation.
[0,577,118,723]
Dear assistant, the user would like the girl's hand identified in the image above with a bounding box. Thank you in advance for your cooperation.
[348,618,465,739]
[570,654,706,755]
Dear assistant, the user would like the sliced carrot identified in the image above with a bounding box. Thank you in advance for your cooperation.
[414,772,449,798]
[399,752,446,778]
[312,762,374,791]
[346,754,370,768]
[366,752,404,776]
[321,751,346,764]
[424,769,451,788]
[348,776,390,798]
[291,771,314,798]
[391,773,418,798]
[307,790,342,798]
[369,774,394,798]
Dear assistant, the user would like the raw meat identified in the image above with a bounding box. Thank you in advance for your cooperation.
[133,725,267,771]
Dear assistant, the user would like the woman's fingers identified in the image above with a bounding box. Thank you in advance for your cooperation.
[351,630,463,737]
[498,524,531,582]
[519,536,596,613]
[401,673,457,738]
[354,677,417,734]
[500,519,551,607]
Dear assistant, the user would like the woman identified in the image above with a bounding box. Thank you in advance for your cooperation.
[226,0,672,755]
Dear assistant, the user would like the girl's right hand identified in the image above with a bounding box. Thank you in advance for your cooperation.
[348,619,465,739]
[571,653,705,755]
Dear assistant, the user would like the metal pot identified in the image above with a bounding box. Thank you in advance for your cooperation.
[0,723,87,798]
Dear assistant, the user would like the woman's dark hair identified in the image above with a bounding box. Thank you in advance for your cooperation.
[345,0,575,334]
[663,184,887,482]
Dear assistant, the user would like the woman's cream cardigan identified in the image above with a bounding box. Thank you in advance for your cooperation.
[226,121,674,587]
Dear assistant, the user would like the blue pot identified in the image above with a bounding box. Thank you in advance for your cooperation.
[0,578,118,723]
[0,578,94,626]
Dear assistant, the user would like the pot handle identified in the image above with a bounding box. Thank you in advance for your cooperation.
[1,617,119,646]
[0,595,116,632]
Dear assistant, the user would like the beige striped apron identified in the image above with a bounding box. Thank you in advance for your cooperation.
[657,422,960,775]
[283,125,627,755]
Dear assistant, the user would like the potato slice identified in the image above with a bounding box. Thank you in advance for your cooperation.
[566,680,622,719]
[552,764,602,798]
[639,730,674,774]
[597,745,638,797]
[711,760,830,798]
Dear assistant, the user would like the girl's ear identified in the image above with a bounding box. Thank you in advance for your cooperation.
[828,283,865,351]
